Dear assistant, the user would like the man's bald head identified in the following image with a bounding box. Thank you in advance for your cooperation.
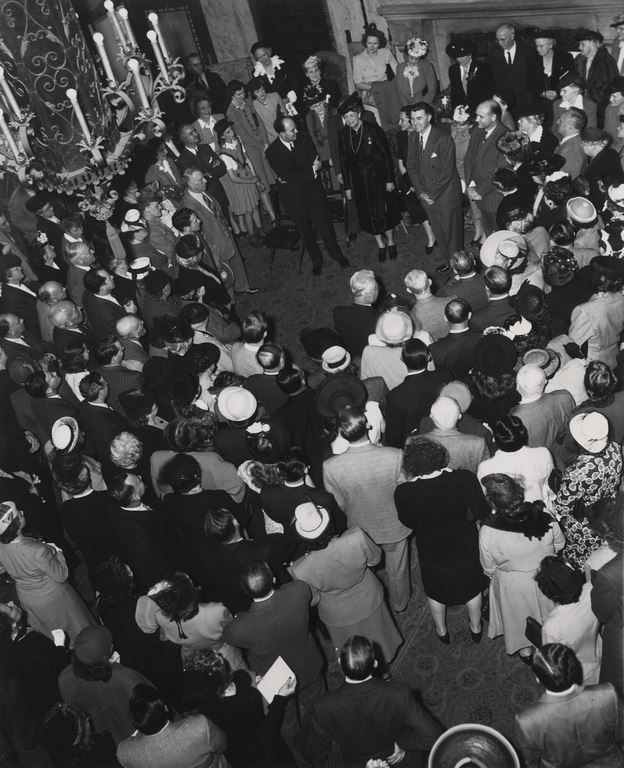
[430,396,461,430]
[516,364,546,398]
[404,269,430,296]
[116,315,144,340]
[49,300,81,329]
[38,281,66,305]
[496,24,516,50]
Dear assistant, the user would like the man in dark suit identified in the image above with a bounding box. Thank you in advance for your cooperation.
[25,365,78,443]
[223,561,325,765]
[430,299,482,379]
[464,99,508,235]
[77,372,129,466]
[265,116,348,276]
[93,336,143,415]
[0,313,42,364]
[0,256,39,337]
[446,40,494,113]
[437,250,489,311]
[407,102,463,270]
[106,472,178,592]
[303,635,442,767]
[82,268,135,341]
[488,23,541,113]
[470,266,516,332]
[176,124,229,216]
[333,269,379,359]
[385,338,451,448]
[24,194,64,254]
[591,550,624,696]
[49,300,86,356]
[116,315,149,372]
[183,53,227,115]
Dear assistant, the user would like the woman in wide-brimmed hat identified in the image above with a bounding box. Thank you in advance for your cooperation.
[467,334,520,428]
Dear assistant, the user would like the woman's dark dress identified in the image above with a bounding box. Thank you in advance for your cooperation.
[395,469,488,604]
[339,121,400,235]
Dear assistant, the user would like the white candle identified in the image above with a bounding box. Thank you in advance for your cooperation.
[0,110,19,159]
[103,0,127,47]
[148,12,170,61]
[0,66,21,119]
[92,32,117,87]
[146,30,170,83]
[127,58,150,110]
[117,8,137,49]
[66,88,93,144]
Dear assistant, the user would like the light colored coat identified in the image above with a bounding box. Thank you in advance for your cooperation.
[569,291,624,368]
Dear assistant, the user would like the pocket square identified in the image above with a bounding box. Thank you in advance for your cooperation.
[430,152,438,158]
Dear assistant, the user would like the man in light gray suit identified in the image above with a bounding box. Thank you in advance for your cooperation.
[555,107,587,180]
[322,405,411,612]
[420,396,490,474]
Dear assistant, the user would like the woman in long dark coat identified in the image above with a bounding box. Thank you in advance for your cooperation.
[338,95,401,262]
[395,437,489,644]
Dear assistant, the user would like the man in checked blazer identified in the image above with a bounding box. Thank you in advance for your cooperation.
[407,102,463,271]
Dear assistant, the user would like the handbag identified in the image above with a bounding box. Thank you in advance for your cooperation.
[525,616,543,649]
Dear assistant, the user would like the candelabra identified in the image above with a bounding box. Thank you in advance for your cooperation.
[0,0,185,218]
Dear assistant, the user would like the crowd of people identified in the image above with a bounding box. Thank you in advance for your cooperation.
[0,15,623,768]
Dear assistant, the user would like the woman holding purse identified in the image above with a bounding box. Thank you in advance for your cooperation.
[214,119,264,245]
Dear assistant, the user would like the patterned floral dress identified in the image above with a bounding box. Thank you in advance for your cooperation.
[553,440,623,568]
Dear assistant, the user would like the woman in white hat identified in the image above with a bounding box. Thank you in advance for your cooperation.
[553,411,623,569]
[289,501,402,663]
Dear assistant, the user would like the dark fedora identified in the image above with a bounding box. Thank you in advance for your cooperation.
[473,334,518,376]
[575,29,603,43]
[445,39,474,59]
[524,153,566,177]
[25,192,53,213]
[316,373,367,418]
[558,71,585,90]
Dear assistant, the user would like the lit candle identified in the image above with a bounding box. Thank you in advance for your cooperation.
[148,12,170,61]
[0,110,19,159]
[127,58,150,110]
[92,32,117,87]
[0,66,22,120]
[146,30,170,83]
[103,0,127,47]
[66,88,93,144]
[117,8,137,49]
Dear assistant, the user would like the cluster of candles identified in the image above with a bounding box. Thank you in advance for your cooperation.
[0,1,172,158]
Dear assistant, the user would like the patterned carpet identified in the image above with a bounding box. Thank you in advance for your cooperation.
[235,220,541,743]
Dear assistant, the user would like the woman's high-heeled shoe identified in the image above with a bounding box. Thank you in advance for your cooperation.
[425,241,437,255]
[378,246,387,262]
[387,244,397,260]
[470,624,483,644]
[436,631,450,645]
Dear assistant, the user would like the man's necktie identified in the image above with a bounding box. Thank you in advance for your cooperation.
[419,133,424,153]
[506,51,512,66]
